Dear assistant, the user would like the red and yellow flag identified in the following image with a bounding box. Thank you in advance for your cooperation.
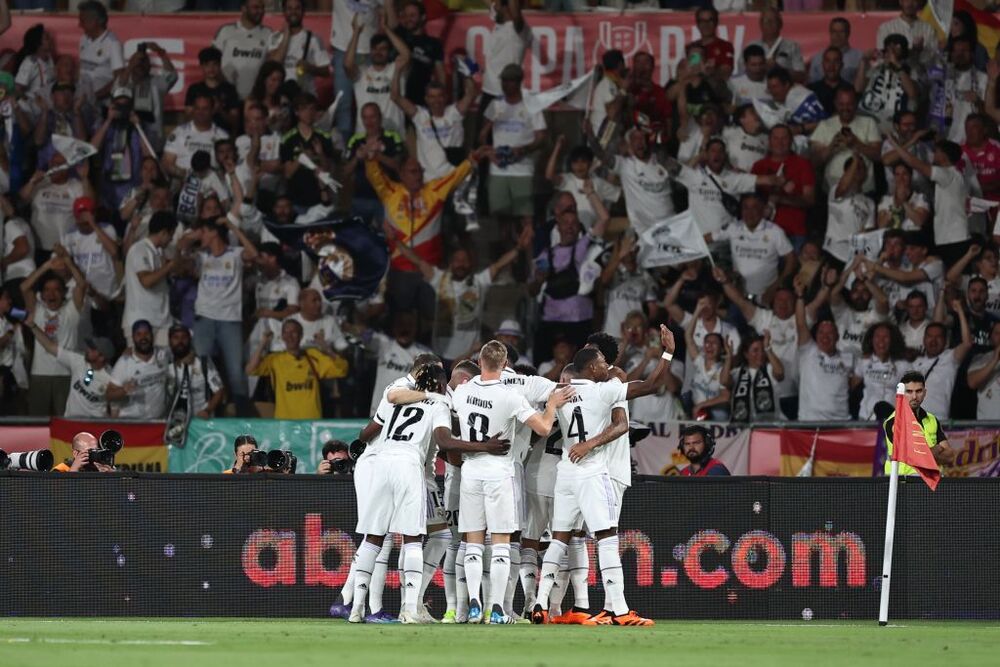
[892,394,941,491]
[50,419,167,472]
[922,0,1000,58]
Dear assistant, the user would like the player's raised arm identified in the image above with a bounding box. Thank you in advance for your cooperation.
[624,325,676,401]
[525,386,575,436]
[568,406,628,464]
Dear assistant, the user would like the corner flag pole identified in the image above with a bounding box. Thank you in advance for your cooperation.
[878,382,905,626]
[878,459,899,625]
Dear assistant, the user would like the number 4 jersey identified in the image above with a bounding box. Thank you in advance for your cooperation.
[452,376,539,481]
[555,379,628,479]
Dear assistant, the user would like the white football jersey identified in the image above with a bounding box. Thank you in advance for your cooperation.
[452,376,538,480]
[367,374,415,460]
[524,421,563,498]
[604,377,632,487]
[501,367,556,464]
[378,396,452,468]
[555,379,627,479]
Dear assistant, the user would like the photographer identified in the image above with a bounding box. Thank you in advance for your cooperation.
[225,434,263,474]
[317,439,351,475]
[52,431,115,473]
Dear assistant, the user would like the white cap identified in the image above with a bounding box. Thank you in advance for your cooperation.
[896,382,905,395]
[496,319,523,337]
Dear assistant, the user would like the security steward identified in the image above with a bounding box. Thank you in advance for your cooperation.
[882,371,957,473]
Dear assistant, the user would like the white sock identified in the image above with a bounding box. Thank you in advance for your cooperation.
[503,542,520,615]
[443,542,459,612]
[569,537,590,611]
[340,549,357,605]
[533,539,567,612]
[464,543,484,607]
[519,547,538,610]
[456,542,469,616]
[598,536,628,616]
[489,543,511,611]
[550,551,570,615]
[420,529,450,603]
[481,541,491,607]
[350,540,381,616]
[369,540,391,614]
[402,542,423,614]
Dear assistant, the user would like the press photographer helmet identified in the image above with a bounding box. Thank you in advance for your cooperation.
[0,449,54,471]
[88,429,124,466]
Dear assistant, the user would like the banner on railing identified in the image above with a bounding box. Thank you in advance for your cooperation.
[0,12,897,111]
[50,418,167,472]
[174,418,368,473]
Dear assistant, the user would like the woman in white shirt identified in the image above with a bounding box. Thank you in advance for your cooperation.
[13,25,55,117]
[724,331,785,422]
[877,163,930,231]
[685,303,731,421]
[851,322,909,421]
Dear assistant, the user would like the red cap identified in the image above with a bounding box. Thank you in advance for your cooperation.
[73,197,96,217]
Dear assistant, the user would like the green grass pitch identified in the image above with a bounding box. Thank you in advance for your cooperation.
[1,618,996,666]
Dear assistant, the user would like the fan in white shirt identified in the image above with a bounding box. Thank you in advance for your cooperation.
[60,201,120,300]
[862,234,944,314]
[392,73,476,182]
[237,104,283,195]
[589,53,625,137]
[77,3,124,101]
[481,0,532,98]
[162,95,230,178]
[828,260,890,359]
[123,212,176,341]
[877,164,930,231]
[368,313,432,415]
[107,321,171,420]
[2,215,36,283]
[728,44,769,107]
[899,290,930,355]
[825,156,875,263]
[545,138,619,235]
[28,325,114,418]
[909,314,973,419]
[212,0,275,100]
[347,16,410,135]
[722,109,768,173]
[706,194,796,299]
[794,288,854,421]
[21,153,89,253]
[967,322,1000,420]
[266,0,330,96]
[851,322,910,420]
[608,130,675,236]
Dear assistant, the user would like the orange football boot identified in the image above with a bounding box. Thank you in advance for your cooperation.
[611,610,655,626]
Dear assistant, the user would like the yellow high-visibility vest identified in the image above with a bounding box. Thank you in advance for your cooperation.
[883,410,940,476]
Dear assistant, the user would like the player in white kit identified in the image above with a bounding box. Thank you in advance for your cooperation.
[330,353,441,623]
[452,340,574,624]
[350,364,509,623]
[531,324,676,627]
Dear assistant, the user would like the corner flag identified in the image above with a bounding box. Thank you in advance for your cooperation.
[892,390,941,491]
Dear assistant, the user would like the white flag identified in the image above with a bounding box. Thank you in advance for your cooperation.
[850,228,887,262]
[50,134,97,168]
[797,429,820,477]
[639,211,713,269]
[752,98,788,129]
[925,0,953,35]
[969,197,999,214]
[523,70,594,116]
[298,153,342,194]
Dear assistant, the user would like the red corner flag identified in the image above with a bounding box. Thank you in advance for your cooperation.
[893,391,941,491]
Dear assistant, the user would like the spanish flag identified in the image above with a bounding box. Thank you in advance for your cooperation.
[50,419,168,472]
[779,428,877,477]
[922,0,1000,58]
[892,393,941,491]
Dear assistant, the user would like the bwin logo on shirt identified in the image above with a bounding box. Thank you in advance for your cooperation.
[232,47,265,60]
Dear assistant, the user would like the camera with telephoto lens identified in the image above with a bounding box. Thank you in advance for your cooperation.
[0,449,54,471]
[88,430,124,465]
[245,449,297,473]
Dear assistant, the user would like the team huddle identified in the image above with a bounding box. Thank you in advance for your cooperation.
[329,325,677,626]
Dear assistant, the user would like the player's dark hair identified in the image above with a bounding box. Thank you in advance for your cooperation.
[411,353,442,374]
[586,332,619,367]
[234,434,257,454]
[900,370,925,386]
[503,342,520,366]
[416,364,447,393]
[322,440,349,457]
[573,347,604,371]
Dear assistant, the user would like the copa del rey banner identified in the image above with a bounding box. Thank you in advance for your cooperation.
[0,11,897,112]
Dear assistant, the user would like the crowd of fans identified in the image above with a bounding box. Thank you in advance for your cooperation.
[0,0,999,425]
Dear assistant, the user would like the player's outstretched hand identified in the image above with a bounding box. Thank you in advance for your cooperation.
[484,437,510,456]
[548,385,576,408]
[660,324,676,355]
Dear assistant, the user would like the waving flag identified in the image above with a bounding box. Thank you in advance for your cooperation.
[50,134,97,166]
[523,70,594,116]
[892,388,941,491]
[263,215,388,302]
[784,85,828,125]
[639,211,713,269]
